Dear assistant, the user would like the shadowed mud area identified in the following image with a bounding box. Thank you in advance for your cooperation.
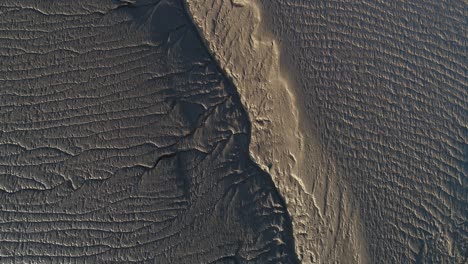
[258,0,467,263]
[0,0,299,263]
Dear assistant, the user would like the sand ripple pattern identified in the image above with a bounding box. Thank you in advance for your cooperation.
[261,0,467,263]
[0,0,298,263]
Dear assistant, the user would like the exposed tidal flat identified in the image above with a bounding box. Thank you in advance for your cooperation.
[0,0,465,263]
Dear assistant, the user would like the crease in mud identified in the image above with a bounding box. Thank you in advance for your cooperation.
[178,0,301,262]
[181,0,311,261]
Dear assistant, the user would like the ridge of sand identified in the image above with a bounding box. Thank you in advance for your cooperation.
[184,1,367,263]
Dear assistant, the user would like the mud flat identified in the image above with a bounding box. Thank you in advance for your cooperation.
[184,1,368,263]
[0,0,299,262]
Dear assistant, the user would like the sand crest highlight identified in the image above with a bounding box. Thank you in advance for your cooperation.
[184,1,367,263]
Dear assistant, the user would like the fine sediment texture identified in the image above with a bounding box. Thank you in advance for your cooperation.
[0,0,299,263]
[2,0,466,263]
[259,0,467,263]
[184,1,368,263]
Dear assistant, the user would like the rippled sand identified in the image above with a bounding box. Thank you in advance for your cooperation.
[186,0,466,263]
[0,0,466,263]
[0,1,298,262]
